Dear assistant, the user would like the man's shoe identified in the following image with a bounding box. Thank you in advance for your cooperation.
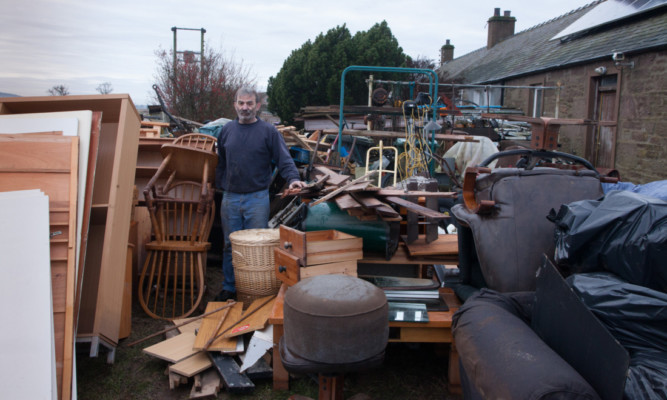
[214,290,236,302]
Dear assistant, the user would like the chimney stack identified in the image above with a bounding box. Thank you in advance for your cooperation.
[440,39,454,64]
[487,8,516,48]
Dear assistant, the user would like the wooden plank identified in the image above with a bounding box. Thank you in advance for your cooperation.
[172,317,202,335]
[142,332,198,363]
[223,296,276,339]
[375,203,400,218]
[306,232,362,255]
[310,170,378,206]
[403,234,459,256]
[334,193,362,211]
[189,369,221,398]
[307,249,363,266]
[170,352,213,378]
[350,192,384,208]
[340,181,372,192]
[300,260,358,279]
[208,353,255,394]
[376,189,457,197]
[74,111,102,329]
[313,165,351,187]
[384,196,449,219]
[322,128,478,142]
[193,302,241,352]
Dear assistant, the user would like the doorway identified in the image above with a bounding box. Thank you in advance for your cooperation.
[587,74,618,168]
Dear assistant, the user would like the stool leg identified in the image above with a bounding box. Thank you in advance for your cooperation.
[319,374,344,400]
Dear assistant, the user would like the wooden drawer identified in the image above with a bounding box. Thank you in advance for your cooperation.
[274,225,362,285]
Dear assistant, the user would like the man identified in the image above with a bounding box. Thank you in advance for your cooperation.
[215,87,306,301]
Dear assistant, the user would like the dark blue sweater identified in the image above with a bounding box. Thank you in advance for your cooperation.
[215,118,300,193]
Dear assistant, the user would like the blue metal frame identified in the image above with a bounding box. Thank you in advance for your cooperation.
[337,65,439,154]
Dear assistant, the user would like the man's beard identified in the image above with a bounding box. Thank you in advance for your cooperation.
[238,109,255,123]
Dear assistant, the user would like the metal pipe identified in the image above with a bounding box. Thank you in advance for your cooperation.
[339,66,439,155]
[370,79,559,90]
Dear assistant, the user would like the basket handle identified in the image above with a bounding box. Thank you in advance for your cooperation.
[232,249,246,264]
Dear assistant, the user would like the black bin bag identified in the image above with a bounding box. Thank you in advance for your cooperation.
[550,190,667,293]
[567,272,667,400]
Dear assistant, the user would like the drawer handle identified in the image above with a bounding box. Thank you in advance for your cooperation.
[278,266,286,273]
[283,241,292,249]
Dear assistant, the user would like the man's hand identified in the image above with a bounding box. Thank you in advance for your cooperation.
[289,180,307,189]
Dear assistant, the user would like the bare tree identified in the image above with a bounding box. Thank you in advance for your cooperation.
[48,85,70,96]
[152,46,256,123]
[96,82,113,94]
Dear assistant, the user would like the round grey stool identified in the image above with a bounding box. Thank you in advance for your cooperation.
[280,274,389,400]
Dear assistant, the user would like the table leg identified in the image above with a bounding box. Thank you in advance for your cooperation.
[448,340,461,394]
[272,324,289,390]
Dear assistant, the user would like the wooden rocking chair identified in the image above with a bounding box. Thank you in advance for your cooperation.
[138,134,218,320]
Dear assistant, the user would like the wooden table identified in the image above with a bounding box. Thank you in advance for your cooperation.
[268,283,461,392]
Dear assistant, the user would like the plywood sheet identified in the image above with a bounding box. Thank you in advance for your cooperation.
[169,352,212,377]
[143,332,198,363]
[0,190,56,399]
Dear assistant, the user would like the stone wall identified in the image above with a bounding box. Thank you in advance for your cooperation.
[500,50,666,184]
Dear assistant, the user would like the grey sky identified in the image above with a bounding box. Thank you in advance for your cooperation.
[0,0,592,106]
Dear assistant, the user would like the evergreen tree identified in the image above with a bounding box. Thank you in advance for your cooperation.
[267,21,407,124]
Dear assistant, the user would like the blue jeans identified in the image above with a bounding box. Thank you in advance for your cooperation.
[220,189,270,292]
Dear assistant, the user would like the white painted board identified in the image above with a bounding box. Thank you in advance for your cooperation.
[0,189,56,399]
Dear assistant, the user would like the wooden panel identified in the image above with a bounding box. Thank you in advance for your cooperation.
[389,326,452,343]
[169,352,212,377]
[118,245,133,339]
[403,234,459,256]
[193,302,242,352]
[143,332,198,363]
[0,135,78,400]
[172,317,202,335]
[300,260,358,279]
[307,249,363,265]
[278,225,306,259]
[223,296,275,339]
[274,248,301,286]
[306,231,362,255]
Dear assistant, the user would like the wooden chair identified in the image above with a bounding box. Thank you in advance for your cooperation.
[138,134,218,320]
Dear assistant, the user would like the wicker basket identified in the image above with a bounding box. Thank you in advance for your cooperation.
[229,228,281,304]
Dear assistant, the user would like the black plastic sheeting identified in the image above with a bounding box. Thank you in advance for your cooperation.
[567,273,667,400]
[550,190,667,293]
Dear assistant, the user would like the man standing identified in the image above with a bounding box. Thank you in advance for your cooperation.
[215,87,305,301]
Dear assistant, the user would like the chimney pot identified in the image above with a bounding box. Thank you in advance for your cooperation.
[487,8,516,48]
[440,39,455,64]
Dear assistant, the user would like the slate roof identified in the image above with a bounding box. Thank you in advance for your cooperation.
[438,0,667,84]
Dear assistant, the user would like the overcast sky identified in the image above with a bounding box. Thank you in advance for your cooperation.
[0,0,592,107]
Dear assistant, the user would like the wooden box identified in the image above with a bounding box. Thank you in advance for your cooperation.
[274,225,362,286]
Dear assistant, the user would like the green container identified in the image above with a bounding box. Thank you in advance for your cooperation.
[304,202,399,259]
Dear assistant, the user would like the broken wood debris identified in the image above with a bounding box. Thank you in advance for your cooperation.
[140,297,276,396]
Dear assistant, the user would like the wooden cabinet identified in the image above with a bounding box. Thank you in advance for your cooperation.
[0,95,140,365]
